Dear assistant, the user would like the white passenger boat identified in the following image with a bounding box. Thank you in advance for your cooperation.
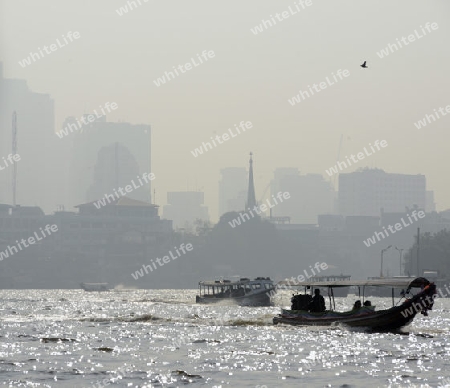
[196,277,276,306]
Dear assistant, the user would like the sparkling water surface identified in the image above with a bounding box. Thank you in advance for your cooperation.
[0,289,449,388]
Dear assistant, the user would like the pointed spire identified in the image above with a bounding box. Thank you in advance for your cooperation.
[246,152,257,210]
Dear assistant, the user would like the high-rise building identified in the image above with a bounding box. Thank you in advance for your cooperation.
[338,168,426,216]
[218,167,247,218]
[426,191,436,213]
[67,116,151,208]
[271,168,334,224]
[163,191,209,229]
[85,142,144,203]
[0,62,58,212]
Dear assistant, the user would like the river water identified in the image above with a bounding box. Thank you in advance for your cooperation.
[0,289,449,387]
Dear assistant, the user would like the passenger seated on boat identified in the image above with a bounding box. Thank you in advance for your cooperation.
[291,294,312,310]
[362,300,375,310]
[308,289,326,313]
[353,300,362,310]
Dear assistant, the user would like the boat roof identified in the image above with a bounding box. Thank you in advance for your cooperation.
[199,277,272,286]
[276,277,430,288]
[310,275,351,279]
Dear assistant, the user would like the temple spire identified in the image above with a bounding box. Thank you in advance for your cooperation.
[246,152,257,209]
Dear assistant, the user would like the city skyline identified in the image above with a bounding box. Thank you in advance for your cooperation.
[1,2,449,386]
[1,1,449,221]
[0,64,441,222]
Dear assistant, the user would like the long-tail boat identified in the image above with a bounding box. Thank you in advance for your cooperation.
[273,277,436,331]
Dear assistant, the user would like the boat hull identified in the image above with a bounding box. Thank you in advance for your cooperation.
[273,283,436,331]
[196,290,273,307]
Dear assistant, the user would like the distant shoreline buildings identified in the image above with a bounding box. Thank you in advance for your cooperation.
[338,168,429,216]
[1,62,449,288]
[162,192,209,229]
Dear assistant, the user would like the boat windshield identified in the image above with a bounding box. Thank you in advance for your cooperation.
[199,279,273,297]
[200,284,245,297]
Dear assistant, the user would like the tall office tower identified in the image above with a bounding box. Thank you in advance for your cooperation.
[0,63,57,211]
[271,168,300,198]
[85,143,144,202]
[271,168,334,224]
[218,167,247,218]
[338,168,426,216]
[67,116,151,207]
[163,192,209,229]
[426,191,436,213]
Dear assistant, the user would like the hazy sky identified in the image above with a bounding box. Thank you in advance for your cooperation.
[1,1,449,219]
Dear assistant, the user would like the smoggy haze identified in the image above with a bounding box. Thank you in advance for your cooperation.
[1,0,449,218]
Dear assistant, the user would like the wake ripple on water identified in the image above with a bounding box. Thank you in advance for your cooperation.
[0,289,449,387]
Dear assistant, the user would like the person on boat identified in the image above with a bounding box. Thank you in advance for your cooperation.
[353,300,362,310]
[363,300,371,307]
[308,289,326,312]
[291,293,312,310]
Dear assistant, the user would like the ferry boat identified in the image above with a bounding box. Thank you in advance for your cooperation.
[273,277,436,332]
[308,274,351,297]
[80,282,110,292]
[196,277,276,306]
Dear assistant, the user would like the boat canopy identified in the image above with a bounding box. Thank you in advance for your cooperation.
[276,277,430,289]
[199,277,272,287]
